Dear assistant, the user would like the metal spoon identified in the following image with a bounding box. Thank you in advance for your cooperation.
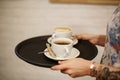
[38,51,48,54]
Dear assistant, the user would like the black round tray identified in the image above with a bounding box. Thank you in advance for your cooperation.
[15,35,98,68]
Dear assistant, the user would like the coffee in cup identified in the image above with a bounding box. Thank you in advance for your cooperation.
[54,41,70,45]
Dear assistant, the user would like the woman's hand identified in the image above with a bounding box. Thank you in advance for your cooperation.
[51,58,120,79]
[51,58,92,78]
[75,33,106,46]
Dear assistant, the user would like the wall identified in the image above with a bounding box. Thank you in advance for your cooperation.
[0,0,117,80]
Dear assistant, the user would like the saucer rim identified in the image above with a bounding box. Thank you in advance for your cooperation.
[47,37,78,45]
[44,48,80,61]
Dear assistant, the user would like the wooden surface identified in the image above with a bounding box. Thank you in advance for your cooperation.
[50,0,120,5]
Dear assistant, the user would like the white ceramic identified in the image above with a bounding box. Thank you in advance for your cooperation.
[51,38,73,58]
[47,37,78,45]
[44,48,80,60]
[52,27,73,39]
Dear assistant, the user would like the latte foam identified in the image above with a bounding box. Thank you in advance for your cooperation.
[55,27,71,32]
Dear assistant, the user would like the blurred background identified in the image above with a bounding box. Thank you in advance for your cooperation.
[0,0,118,80]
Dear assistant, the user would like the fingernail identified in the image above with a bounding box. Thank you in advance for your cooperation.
[58,61,62,63]
[51,67,55,70]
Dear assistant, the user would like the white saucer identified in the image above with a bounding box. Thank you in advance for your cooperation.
[44,48,80,61]
[47,37,78,45]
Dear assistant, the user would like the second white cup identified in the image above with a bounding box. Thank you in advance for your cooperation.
[52,27,73,39]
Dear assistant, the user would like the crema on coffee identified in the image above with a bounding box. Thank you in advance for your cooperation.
[54,41,70,45]
[55,27,71,32]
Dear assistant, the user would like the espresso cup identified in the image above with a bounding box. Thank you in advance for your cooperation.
[51,38,73,58]
[52,27,73,39]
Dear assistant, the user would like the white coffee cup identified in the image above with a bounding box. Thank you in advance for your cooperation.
[51,38,73,58]
[52,27,73,39]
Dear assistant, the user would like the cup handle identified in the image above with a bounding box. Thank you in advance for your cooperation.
[52,33,56,38]
[64,47,69,58]
[65,47,69,53]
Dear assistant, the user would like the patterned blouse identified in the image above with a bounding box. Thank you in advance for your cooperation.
[101,5,120,68]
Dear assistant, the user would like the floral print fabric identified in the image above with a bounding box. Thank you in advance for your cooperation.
[101,6,120,68]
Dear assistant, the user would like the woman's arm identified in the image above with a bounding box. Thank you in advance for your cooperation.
[75,34,106,46]
[91,62,120,80]
[51,58,120,79]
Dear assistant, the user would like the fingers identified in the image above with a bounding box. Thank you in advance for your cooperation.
[58,60,68,64]
[74,34,82,39]
[61,69,75,77]
[51,59,82,78]
[75,33,95,40]
[51,63,68,70]
[51,60,70,70]
[75,34,88,40]
[51,65,67,70]
[61,69,72,74]
[61,69,79,78]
